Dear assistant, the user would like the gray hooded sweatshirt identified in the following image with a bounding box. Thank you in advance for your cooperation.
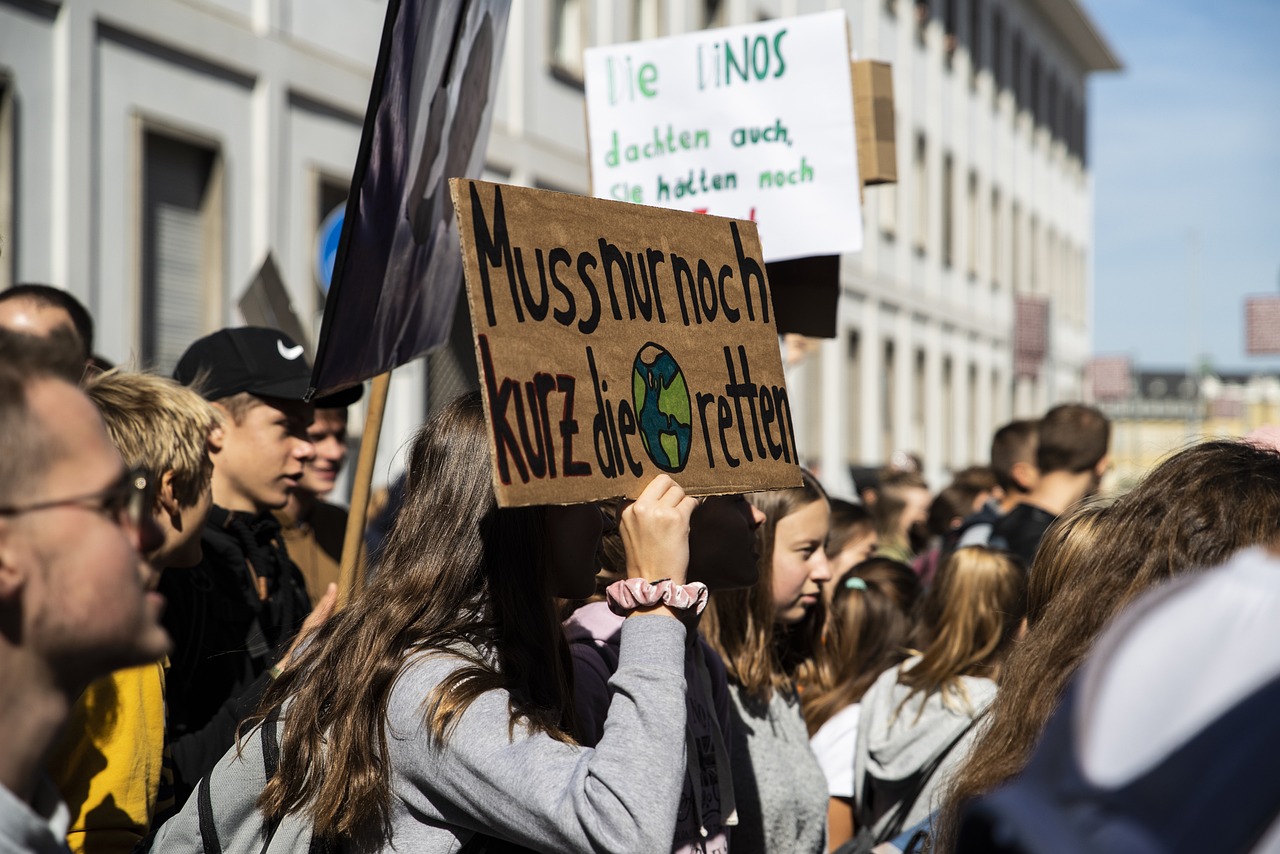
[149,615,689,853]
[852,657,995,840]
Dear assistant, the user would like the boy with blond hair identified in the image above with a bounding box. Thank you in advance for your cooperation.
[47,371,219,853]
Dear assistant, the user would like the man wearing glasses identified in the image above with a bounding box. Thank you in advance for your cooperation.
[0,330,165,853]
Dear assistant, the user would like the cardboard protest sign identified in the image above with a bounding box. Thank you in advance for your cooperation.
[451,179,803,507]
[583,10,862,263]
[308,0,511,399]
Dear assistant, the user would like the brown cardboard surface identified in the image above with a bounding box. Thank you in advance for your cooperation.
[853,60,898,186]
[451,178,803,507]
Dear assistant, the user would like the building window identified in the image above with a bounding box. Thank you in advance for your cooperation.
[0,79,13,292]
[847,332,862,458]
[969,0,982,85]
[991,10,1004,92]
[550,0,587,85]
[1047,74,1060,140]
[944,0,958,69]
[1079,102,1089,164]
[943,356,955,467]
[1011,201,1022,291]
[704,0,727,28]
[990,187,1002,290]
[1029,55,1041,125]
[966,170,979,278]
[879,183,899,239]
[1029,214,1039,294]
[633,0,662,40]
[913,348,927,453]
[1046,228,1057,307]
[1011,33,1023,111]
[941,153,955,269]
[883,340,896,457]
[140,130,222,374]
[914,133,928,256]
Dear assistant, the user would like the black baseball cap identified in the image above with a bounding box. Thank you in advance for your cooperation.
[174,327,362,407]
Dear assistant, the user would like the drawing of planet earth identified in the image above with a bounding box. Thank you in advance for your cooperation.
[632,343,692,473]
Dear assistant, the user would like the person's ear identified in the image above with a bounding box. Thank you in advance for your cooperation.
[207,420,225,457]
[158,471,181,524]
[1094,454,1112,478]
[1010,460,1038,491]
[0,525,27,602]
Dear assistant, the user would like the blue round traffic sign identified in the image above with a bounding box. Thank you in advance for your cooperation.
[315,205,345,294]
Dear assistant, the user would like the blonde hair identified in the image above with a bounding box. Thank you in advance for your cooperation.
[897,546,1025,718]
[84,370,218,507]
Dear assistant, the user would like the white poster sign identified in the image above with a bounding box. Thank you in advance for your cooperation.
[584,11,862,262]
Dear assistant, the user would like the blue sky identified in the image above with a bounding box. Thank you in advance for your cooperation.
[1081,0,1280,373]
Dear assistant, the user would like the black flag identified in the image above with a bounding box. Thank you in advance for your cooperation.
[310,0,511,398]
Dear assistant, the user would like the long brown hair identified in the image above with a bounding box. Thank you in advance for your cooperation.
[896,547,1025,720]
[702,470,827,703]
[935,440,1280,852]
[799,558,921,734]
[249,392,576,845]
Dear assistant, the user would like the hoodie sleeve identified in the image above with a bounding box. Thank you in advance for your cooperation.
[390,614,689,854]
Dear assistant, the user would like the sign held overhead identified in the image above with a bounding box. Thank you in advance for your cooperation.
[584,10,862,263]
[451,179,803,507]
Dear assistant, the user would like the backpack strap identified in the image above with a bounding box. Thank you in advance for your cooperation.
[197,777,223,854]
[864,712,983,844]
[257,709,284,854]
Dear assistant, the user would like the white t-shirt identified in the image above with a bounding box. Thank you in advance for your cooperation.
[809,702,861,798]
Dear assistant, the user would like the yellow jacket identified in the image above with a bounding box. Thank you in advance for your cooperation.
[47,662,167,854]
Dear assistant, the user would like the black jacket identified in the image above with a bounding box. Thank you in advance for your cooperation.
[159,505,312,809]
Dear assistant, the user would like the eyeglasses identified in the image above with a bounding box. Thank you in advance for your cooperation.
[0,468,154,529]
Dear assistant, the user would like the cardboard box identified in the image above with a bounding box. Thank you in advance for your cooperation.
[853,60,898,186]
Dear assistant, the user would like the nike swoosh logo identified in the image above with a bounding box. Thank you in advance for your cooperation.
[278,341,304,360]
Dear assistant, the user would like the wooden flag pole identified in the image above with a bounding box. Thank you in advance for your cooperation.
[337,370,392,609]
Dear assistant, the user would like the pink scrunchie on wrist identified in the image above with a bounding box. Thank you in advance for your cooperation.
[606,578,709,617]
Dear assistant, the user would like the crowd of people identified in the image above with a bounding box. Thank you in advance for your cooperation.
[2,281,1278,854]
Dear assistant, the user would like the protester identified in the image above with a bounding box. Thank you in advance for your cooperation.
[149,391,700,853]
[44,371,218,853]
[565,493,764,854]
[162,327,343,807]
[800,558,922,851]
[988,404,1109,567]
[914,467,998,586]
[823,499,878,603]
[934,440,1280,851]
[956,546,1280,853]
[0,330,165,853]
[702,470,832,854]
[851,547,1025,849]
[0,283,95,364]
[275,395,360,607]
[952,420,1039,549]
[871,469,930,564]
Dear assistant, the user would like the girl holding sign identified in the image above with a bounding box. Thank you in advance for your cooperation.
[702,471,834,854]
[565,494,767,854]
[150,391,703,853]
